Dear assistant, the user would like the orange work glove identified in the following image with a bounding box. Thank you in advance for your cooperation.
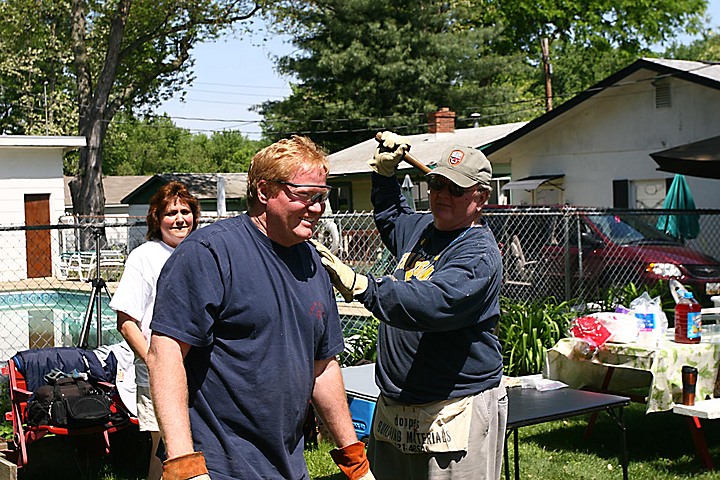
[162,451,210,480]
[329,441,375,480]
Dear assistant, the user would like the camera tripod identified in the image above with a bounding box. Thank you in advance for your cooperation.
[78,227,112,348]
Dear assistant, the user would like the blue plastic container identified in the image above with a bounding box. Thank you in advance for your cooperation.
[347,395,376,439]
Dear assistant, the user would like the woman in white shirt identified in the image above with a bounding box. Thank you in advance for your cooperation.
[110,181,200,480]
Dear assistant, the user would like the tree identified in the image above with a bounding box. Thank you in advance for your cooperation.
[66,0,263,238]
[262,0,709,152]
[545,39,640,103]
[0,1,76,135]
[260,0,533,152]
[102,113,266,175]
[2,0,264,245]
[487,0,707,56]
[102,113,196,175]
[663,31,720,61]
[485,0,708,104]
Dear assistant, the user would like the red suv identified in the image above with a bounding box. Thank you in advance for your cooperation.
[484,206,720,306]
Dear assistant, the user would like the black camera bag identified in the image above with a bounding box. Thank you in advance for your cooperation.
[51,377,112,427]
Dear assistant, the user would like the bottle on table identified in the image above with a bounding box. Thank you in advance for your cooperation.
[675,291,701,344]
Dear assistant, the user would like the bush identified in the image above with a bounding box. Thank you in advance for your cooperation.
[340,317,379,367]
[0,378,12,441]
[498,296,575,377]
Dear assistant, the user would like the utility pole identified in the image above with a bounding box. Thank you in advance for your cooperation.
[541,37,553,112]
[43,81,49,135]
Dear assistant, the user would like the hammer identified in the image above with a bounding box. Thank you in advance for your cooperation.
[374,132,431,174]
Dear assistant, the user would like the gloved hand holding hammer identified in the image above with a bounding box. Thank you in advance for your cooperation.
[368,131,412,177]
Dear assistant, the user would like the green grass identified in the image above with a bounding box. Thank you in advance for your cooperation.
[304,440,345,480]
[302,402,720,480]
[504,402,720,479]
[13,402,720,479]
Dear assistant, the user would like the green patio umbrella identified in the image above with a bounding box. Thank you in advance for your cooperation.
[656,174,700,240]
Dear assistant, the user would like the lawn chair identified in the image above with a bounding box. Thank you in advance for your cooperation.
[57,251,97,281]
[1,347,135,469]
[504,235,538,286]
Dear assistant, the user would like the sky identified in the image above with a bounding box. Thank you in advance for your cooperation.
[155,31,294,139]
[156,2,720,140]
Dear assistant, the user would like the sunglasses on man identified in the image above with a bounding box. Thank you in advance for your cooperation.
[426,176,477,197]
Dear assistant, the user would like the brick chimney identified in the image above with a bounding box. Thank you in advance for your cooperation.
[428,107,455,134]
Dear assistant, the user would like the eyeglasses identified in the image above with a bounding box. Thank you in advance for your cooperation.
[427,176,476,197]
[272,180,333,205]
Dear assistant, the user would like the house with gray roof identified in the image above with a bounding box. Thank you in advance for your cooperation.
[327,108,527,211]
[63,175,150,216]
[121,172,248,218]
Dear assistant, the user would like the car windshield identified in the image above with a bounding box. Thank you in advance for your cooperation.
[587,214,678,245]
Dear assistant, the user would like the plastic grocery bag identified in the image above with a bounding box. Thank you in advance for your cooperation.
[629,292,668,346]
[590,312,641,343]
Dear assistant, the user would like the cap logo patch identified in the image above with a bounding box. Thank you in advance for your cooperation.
[448,149,465,166]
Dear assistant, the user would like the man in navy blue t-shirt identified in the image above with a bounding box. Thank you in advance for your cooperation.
[147,136,374,480]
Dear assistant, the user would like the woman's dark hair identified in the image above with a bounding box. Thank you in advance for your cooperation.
[146,181,200,241]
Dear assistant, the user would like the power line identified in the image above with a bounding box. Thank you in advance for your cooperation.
[192,81,291,90]
[4,61,717,137]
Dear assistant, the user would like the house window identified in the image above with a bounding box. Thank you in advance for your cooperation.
[655,79,671,108]
[329,182,352,212]
[414,181,430,210]
[632,179,666,209]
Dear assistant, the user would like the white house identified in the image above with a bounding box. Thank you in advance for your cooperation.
[0,136,85,281]
[484,58,720,209]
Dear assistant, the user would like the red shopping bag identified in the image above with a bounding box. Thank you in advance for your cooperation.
[570,316,612,349]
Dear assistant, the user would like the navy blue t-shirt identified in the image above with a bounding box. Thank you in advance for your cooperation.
[151,214,344,480]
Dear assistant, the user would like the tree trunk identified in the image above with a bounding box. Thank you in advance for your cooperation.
[69,0,129,250]
[69,115,108,250]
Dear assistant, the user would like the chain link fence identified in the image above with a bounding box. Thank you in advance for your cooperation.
[1,208,719,363]
[482,206,720,308]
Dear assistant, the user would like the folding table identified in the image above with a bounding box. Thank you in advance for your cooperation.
[504,387,630,480]
[341,364,631,480]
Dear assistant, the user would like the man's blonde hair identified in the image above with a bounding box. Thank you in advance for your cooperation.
[247,136,330,208]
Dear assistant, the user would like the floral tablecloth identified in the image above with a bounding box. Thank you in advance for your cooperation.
[544,336,720,413]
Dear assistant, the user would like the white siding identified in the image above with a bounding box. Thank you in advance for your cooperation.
[0,139,83,281]
[492,68,720,209]
[0,148,65,224]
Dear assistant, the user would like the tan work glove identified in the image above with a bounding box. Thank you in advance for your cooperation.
[368,131,411,176]
[311,240,369,302]
[330,441,375,480]
[162,452,210,480]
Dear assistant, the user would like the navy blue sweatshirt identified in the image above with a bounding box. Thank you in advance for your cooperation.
[357,173,504,404]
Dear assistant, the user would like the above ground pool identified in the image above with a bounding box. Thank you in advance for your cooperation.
[0,290,123,361]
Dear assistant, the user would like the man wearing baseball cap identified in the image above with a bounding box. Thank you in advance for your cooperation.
[314,131,506,479]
